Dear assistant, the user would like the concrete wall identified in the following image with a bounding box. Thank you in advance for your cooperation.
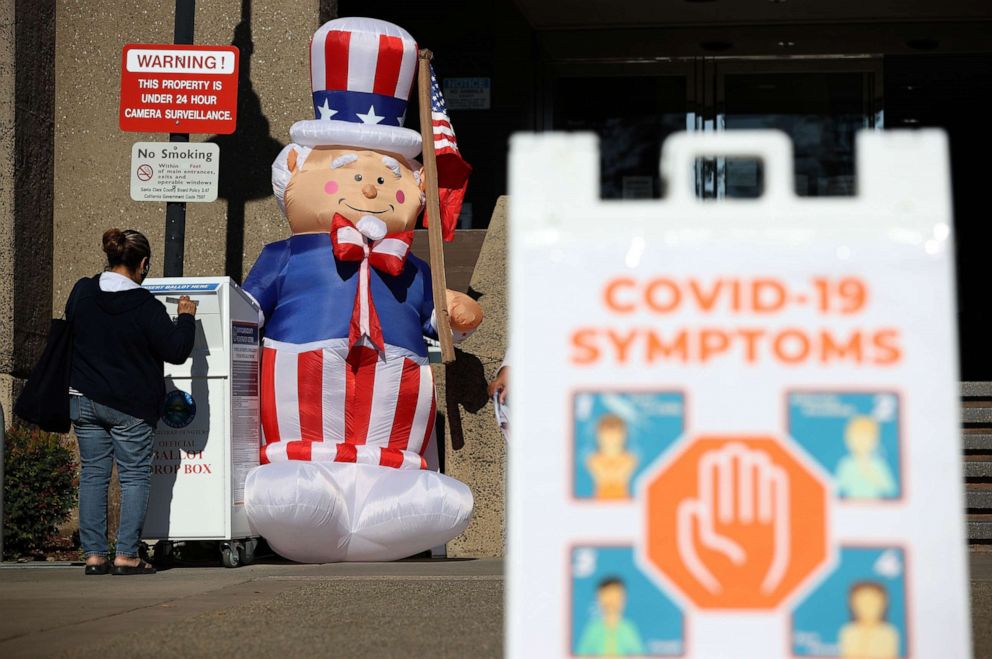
[7,0,509,558]
[52,0,320,310]
[435,197,509,557]
[0,0,15,422]
[0,0,56,424]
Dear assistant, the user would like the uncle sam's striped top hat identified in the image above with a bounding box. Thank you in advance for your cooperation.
[290,17,423,160]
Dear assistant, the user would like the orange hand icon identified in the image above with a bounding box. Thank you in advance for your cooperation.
[647,436,828,609]
[676,443,790,595]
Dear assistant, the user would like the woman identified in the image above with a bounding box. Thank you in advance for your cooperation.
[68,229,196,575]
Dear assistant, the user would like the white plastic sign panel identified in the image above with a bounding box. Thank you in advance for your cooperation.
[130,141,219,202]
[506,130,970,658]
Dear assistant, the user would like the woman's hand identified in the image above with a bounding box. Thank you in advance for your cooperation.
[177,295,197,317]
[488,366,509,404]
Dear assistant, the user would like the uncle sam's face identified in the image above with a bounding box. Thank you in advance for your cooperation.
[283,147,424,236]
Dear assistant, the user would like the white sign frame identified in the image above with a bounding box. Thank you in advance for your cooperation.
[506,130,970,658]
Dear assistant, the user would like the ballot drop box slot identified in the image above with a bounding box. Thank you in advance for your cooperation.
[141,277,260,561]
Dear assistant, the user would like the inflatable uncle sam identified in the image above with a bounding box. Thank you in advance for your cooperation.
[241,17,483,563]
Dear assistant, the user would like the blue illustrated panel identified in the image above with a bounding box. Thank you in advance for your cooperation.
[574,392,684,500]
[571,546,684,657]
[793,547,908,657]
[788,392,901,499]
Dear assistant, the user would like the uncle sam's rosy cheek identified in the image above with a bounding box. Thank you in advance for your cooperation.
[324,180,339,195]
[395,190,406,204]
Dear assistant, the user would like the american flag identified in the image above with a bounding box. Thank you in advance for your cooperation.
[426,64,471,241]
[430,65,459,155]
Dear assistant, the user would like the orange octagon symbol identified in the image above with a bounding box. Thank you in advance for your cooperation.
[644,436,828,609]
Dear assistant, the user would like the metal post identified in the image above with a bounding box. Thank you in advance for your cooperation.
[163,0,196,277]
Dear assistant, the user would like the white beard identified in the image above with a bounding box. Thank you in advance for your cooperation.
[356,214,387,241]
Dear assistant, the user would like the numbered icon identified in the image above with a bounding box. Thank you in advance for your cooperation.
[571,546,684,656]
[789,392,903,501]
[573,392,685,501]
[792,546,909,658]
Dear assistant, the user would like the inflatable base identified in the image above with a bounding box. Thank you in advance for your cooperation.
[244,461,474,563]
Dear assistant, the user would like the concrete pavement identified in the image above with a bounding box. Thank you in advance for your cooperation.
[1,554,989,658]
[0,558,503,659]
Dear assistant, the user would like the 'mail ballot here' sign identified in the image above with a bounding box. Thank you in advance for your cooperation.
[119,44,239,134]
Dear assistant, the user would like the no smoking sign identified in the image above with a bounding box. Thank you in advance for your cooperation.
[130,141,219,203]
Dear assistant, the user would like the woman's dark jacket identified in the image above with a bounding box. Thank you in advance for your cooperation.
[68,275,195,424]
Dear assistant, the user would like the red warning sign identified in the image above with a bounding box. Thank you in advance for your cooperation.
[119,44,239,134]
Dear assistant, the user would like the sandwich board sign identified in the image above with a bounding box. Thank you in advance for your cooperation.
[506,130,971,658]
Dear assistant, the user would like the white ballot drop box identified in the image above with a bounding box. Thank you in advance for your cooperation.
[141,277,261,567]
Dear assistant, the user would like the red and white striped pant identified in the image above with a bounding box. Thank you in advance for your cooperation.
[259,339,436,469]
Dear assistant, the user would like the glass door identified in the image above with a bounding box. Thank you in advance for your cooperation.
[545,62,693,199]
[543,57,883,200]
[714,58,883,199]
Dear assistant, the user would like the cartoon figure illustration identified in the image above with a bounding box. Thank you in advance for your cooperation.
[586,414,638,499]
[835,416,897,499]
[838,581,900,658]
[241,17,483,563]
[577,577,645,656]
[792,546,907,658]
[574,392,684,500]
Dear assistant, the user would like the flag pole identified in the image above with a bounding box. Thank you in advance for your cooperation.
[417,49,456,364]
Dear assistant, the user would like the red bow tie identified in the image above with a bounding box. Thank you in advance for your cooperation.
[331,214,413,276]
[330,214,414,354]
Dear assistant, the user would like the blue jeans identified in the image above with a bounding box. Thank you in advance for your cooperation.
[71,395,156,558]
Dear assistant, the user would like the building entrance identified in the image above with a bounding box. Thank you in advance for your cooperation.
[547,56,882,201]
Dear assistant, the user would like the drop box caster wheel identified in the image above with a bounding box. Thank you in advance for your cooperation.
[221,541,242,568]
[152,541,174,566]
[239,538,258,566]
[221,546,240,568]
